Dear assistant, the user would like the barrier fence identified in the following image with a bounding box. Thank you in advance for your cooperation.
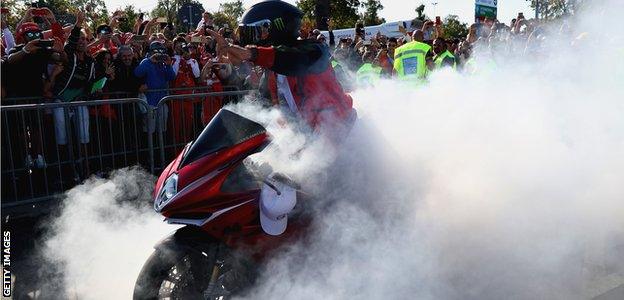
[1,89,255,216]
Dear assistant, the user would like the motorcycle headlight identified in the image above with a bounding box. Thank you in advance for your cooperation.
[155,173,178,212]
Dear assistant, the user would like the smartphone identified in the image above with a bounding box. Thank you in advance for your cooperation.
[363,40,371,46]
[37,40,54,49]
[191,36,206,44]
[435,16,441,26]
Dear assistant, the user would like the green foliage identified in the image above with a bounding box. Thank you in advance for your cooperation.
[297,0,361,29]
[442,14,468,40]
[362,0,384,26]
[152,0,175,21]
[415,4,428,21]
[118,5,144,33]
[219,0,244,21]
[411,3,428,28]
[213,0,244,29]
[2,0,27,29]
[528,0,583,20]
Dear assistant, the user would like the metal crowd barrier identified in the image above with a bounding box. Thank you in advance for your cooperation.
[1,85,241,104]
[1,89,255,216]
[1,98,151,210]
[153,90,254,171]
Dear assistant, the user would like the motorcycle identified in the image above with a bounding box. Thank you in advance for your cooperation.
[133,109,310,299]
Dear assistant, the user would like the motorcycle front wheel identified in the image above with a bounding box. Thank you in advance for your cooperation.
[133,243,254,300]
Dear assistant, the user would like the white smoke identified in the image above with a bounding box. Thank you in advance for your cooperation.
[241,1,624,300]
[37,1,624,299]
[41,168,174,299]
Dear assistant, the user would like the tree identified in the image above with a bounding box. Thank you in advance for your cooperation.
[415,4,428,22]
[219,0,244,21]
[296,0,316,26]
[411,3,428,28]
[297,0,361,29]
[152,0,175,21]
[441,15,468,40]
[528,0,582,20]
[213,0,244,29]
[118,5,144,33]
[362,0,385,26]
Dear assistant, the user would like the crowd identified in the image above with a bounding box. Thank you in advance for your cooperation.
[323,14,571,88]
[1,9,260,171]
[0,4,569,171]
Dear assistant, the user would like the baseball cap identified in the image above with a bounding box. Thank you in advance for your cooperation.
[259,179,297,236]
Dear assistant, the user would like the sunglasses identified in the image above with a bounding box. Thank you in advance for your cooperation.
[25,31,44,41]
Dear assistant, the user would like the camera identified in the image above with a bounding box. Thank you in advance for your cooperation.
[37,39,54,49]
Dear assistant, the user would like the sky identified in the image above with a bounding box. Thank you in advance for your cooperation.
[105,0,534,26]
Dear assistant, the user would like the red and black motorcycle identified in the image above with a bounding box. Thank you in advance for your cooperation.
[133,109,309,299]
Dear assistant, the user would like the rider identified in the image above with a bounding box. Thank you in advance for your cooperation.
[207,0,355,235]
[207,0,355,134]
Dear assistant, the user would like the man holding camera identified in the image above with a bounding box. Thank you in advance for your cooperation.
[88,24,119,56]
[5,22,62,97]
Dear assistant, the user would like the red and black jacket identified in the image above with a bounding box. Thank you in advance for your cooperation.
[253,40,353,128]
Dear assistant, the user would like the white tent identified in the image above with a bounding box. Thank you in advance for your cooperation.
[319,19,423,41]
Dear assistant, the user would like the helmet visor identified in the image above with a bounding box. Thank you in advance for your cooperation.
[238,19,271,46]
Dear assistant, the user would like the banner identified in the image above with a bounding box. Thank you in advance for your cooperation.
[475,0,497,20]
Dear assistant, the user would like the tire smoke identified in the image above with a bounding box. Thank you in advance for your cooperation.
[37,1,624,299]
[40,168,174,299]
[242,2,624,299]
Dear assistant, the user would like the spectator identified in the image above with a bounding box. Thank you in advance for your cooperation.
[134,41,175,133]
[432,38,456,69]
[108,46,143,96]
[171,40,201,141]
[356,50,382,86]
[5,22,61,97]
[88,24,119,56]
[134,41,175,106]
[196,12,214,32]
[48,12,99,146]
[2,14,16,55]
[93,49,115,82]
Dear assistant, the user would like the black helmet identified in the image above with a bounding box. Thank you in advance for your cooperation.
[239,0,303,46]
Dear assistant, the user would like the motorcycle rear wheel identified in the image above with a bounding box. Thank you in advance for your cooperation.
[133,243,251,300]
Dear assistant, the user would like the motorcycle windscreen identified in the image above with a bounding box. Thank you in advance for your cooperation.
[180,109,266,168]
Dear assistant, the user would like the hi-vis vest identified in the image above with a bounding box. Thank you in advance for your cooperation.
[434,50,456,69]
[393,41,431,80]
[331,59,340,69]
[356,63,382,85]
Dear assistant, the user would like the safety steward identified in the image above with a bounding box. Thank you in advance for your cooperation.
[356,50,382,86]
[393,30,432,82]
[433,37,456,69]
